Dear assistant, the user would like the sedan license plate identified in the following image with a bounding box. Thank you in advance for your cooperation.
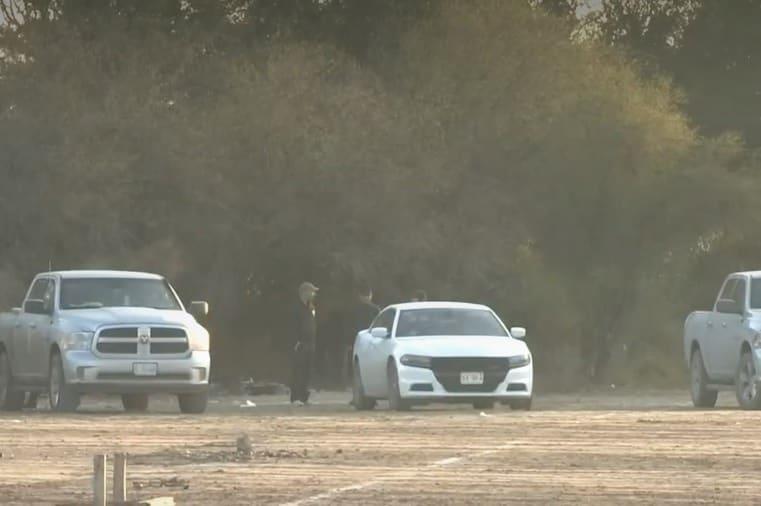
[133,363,158,377]
[460,371,484,385]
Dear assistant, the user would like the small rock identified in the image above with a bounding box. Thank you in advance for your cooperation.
[236,434,253,454]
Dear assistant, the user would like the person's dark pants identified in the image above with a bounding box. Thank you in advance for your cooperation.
[342,345,354,387]
[290,349,313,403]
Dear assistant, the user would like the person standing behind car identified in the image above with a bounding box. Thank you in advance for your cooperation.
[290,281,318,405]
[410,289,427,302]
[344,282,380,386]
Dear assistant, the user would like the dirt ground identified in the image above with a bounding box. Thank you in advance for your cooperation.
[0,389,759,505]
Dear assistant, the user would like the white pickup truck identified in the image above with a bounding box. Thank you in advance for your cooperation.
[0,270,211,413]
[684,271,761,409]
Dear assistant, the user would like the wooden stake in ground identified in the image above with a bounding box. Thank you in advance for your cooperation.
[93,454,106,506]
[114,453,127,502]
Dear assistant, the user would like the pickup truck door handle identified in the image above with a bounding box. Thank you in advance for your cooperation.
[707,321,713,328]
[721,322,727,328]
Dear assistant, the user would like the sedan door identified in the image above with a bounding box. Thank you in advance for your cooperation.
[363,308,397,396]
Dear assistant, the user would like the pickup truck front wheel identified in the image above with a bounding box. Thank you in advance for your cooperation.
[736,352,761,410]
[0,350,25,411]
[690,349,718,408]
[48,352,80,413]
[178,392,208,414]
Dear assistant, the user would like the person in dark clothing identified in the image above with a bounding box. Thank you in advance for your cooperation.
[290,281,319,405]
[411,289,428,302]
[344,282,380,386]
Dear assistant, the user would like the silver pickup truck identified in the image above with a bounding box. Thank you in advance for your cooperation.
[684,270,761,410]
[0,270,211,413]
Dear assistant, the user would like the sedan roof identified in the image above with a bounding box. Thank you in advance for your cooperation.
[390,301,492,311]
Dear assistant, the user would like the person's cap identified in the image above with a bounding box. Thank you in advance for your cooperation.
[299,281,319,295]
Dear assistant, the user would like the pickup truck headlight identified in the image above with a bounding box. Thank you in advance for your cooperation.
[400,354,432,368]
[188,329,210,352]
[61,332,93,352]
[508,353,531,368]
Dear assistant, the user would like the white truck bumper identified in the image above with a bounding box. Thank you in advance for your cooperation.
[62,350,210,394]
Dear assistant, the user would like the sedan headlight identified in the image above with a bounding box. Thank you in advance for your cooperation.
[400,354,432,369]
[508,353,531,368]
[61,332,93,352]
[188,329,210,352]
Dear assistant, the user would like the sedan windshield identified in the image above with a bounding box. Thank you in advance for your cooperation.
[60,278,181,310]
[395,308,508,337]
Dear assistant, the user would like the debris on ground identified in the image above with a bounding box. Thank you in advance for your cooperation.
[131,444,311,466]
[238,400,257,408]
[132,477,189,490]
[240,378,289,396]
[236,435,253,454]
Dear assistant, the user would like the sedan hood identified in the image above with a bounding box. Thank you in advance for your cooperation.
[394,335,528,358]
[59,307,198,330]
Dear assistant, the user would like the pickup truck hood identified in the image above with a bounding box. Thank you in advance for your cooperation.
[59,307,198,330]
[394,335,529,357]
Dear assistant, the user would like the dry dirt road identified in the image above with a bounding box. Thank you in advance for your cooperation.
[0,390,758,505]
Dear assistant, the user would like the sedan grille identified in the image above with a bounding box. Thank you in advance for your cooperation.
[430,357,509,393]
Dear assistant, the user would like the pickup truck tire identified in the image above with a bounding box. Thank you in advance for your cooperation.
[48,352,80,412]
[121,394,149,412]
[352,361,376,411]
[0,350,25,411]
[736,352,761,410]
[177,392,208,414]
[690,349,718,408]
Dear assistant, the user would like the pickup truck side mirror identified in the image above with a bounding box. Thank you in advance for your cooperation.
[716,298,743,315]
[189,301,209,319]
[24,299,50,315]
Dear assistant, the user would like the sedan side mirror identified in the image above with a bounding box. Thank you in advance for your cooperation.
[510,327,527,339]
[371,327,390,339]
[189,301,209,318]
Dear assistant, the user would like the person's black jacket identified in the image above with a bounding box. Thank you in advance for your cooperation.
[347,299,380,346]
[293,299,317,353]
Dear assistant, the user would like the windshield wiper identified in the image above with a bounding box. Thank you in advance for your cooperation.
[66,302,104,309]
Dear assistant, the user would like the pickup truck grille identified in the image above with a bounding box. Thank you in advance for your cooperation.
[95,326,189,356]
[431,357,509,393]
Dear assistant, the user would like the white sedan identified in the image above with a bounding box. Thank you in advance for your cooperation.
[352,302,533,411]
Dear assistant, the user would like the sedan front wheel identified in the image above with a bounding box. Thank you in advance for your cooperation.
[387,362,410,412]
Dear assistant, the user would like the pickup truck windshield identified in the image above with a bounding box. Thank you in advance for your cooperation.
[395,308,508,337]
[60,278,182,310]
